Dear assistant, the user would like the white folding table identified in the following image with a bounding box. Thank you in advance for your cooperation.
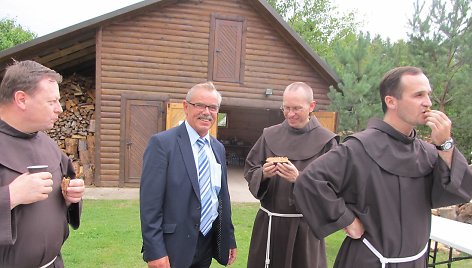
[428,215,472,267]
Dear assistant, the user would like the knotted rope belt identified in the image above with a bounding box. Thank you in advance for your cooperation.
[362,238,429,268]
[260,206,303,268]
[39,255,57,268]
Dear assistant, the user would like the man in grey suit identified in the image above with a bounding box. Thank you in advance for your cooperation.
[140,81,237,268]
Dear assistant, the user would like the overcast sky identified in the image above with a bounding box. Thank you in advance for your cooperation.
[0,0,417,41]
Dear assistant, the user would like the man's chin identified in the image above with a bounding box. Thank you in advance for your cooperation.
[287,121,302,129]
[44,123,55,131]
[196,125,211,134]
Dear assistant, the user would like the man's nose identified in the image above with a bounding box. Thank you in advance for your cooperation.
[56,103,63,113]
[425,96,433,107]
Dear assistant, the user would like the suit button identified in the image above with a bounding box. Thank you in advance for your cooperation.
[197,206,201,210]
[195,224,199,228]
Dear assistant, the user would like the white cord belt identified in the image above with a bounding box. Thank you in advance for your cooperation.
[39,255,57,268]
[260,206,303,268]
[362,238,429,268]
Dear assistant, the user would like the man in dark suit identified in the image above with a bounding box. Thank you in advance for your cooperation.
[140,81,237,268]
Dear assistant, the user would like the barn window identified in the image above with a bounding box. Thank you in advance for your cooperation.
[208,14,246,83]
[217,112,228,127]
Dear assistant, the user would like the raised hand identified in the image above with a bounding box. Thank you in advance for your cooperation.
[9,172,53,209]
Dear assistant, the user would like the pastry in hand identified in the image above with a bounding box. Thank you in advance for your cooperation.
[61,177,71,195]
[266,156,289,164]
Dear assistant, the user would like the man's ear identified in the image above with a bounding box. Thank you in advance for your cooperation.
[384,95,397,110]
[183,100,189,115]
[13,91,28,110]
[309,100,316,112]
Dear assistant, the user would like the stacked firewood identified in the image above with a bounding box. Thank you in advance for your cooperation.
[433,203,472,224]
[45,74,96,185]
[456,203,472,224]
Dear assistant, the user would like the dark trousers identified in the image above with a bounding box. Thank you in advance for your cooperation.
[190,229,214,268]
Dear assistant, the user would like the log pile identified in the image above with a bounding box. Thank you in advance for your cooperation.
[433,203,472,224]
[457,203,472,224]
[45,74,96,185]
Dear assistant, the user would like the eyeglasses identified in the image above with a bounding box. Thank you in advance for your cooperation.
[280,105,304,113]
[187,101,219,112]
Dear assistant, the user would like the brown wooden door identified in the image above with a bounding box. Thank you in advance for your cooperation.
[313,111,338,133]
[208,14,246,83]
[123,99,164,186]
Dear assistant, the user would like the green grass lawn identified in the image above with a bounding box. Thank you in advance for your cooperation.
[62,200,472,267]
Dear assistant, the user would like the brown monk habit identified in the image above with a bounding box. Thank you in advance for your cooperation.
[245,117,338,268]
[0,119,81,268]
[294,118,472,268]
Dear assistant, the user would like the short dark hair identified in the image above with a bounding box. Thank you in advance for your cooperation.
[379,66,424,113]
[0,60,62,105]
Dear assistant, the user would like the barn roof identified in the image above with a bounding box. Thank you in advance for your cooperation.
[0,0,339,85]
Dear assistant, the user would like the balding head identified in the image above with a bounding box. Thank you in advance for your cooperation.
[283,82,314,104]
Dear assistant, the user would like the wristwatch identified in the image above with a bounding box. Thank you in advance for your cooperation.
[435,138,454,151]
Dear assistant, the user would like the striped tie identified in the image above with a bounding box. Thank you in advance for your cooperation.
[197,138,213,235]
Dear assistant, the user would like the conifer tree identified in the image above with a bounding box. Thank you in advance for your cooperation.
[408,0,471,157]
[327,34,393,135]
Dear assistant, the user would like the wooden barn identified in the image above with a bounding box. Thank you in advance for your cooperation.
[0,0,339,187]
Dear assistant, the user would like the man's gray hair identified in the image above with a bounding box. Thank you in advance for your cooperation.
[186,81,222,105]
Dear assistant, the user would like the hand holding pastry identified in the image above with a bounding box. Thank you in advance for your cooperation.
[262,156,289,179]
[264,156,298,182]
[276,161,299,182]
[63,177,85,205]
[425,109,452,146]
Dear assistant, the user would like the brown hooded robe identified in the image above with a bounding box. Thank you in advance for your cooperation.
[0,119,81,268]
[244,117,338,268]
[294,118,472,268]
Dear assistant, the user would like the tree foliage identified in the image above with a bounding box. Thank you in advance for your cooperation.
[0,17,36,51]
[408,0,472,158]
[328,34,393,134]
[266,0,359,59]
[408,0,471,110]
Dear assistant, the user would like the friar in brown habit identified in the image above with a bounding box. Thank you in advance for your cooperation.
[294,66,472,268]
[244,82,338,268]
[0,60,84,268]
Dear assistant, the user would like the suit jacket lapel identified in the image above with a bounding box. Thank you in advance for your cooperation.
[176,124,200,198]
